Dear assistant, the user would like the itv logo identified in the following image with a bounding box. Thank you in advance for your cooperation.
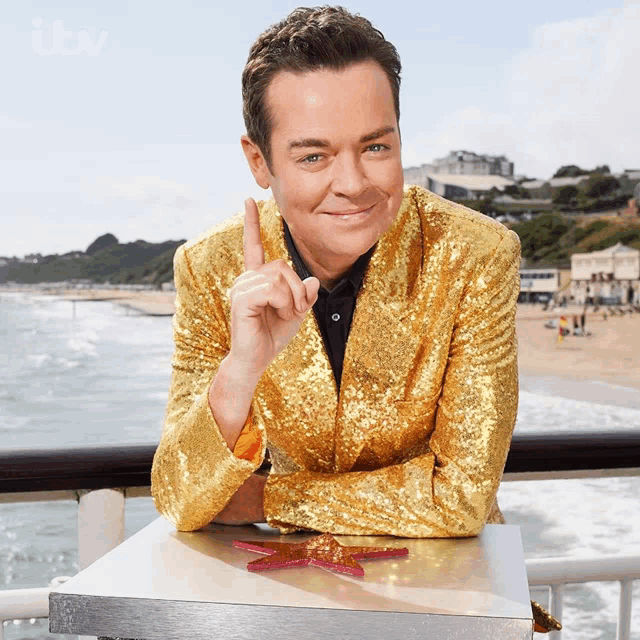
[32,17,108,56]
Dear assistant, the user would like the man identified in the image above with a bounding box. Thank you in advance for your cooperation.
[148,6,560,634]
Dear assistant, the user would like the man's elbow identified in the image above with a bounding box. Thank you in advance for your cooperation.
[150,472,212,532]
[151,491,213,532]
[438,508,487,538]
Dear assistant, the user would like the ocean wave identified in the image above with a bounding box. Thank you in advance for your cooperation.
[516,390,640,433]
[25,353,82,370]
[66,335,98,357]
[26,353,52,368]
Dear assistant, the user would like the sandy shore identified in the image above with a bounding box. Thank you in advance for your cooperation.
[0,284,176,316]
[4,284,640,392]
[516,303,640,391]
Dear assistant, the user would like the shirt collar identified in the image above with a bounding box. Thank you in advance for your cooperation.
[282,216,376,294]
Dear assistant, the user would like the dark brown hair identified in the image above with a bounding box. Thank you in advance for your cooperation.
[242,5,402,175]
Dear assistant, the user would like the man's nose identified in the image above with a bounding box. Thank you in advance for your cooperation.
[330,152,370,197]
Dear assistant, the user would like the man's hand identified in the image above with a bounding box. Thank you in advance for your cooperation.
[212,472,268,525]
[229,197,320,378]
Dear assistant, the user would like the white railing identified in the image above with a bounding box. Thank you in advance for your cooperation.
[1,471,638,640]
[0,486,147,640]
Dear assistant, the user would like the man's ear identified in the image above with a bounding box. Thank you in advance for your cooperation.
[241,135,271,189]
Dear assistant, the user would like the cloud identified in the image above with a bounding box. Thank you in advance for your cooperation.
[90,175,198,210]
[0,113,33,130]
[403,5,640,179]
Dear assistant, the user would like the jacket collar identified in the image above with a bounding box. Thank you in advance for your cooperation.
[256,186,424,471]
[260,186,423,320]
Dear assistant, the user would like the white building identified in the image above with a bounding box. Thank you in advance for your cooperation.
[432,150,514,177]
[519,268,571,303]
[570,242,640,305]
[404,150,516,200]
[403,172,515,200]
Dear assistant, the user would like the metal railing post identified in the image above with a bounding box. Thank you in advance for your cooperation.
[549,584,564,639]
[617,578,633,640]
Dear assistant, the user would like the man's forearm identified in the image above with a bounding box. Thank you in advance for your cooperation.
[208,354,261,451]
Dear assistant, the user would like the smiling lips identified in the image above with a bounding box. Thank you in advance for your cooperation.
[326,205,374,215]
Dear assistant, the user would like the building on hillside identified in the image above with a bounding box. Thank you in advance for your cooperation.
[518,179,551,199]
[431,150,514,177]
[403,164,436,185]
[521,175,591,200]
[403,172,515,200]
[519,268,571,304]
[522,171,640,202]
[403,150,516,200]
[570,242,640,305]
[492,195,554,214]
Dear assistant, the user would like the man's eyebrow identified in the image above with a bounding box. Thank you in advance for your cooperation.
[287,126,396,152]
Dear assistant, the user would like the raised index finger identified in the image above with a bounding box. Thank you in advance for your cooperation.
[243,197,265,272]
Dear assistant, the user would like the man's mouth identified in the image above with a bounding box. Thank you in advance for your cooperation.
[324,204,376,218]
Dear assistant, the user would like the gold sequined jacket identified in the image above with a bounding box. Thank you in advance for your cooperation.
[151,182,522,536]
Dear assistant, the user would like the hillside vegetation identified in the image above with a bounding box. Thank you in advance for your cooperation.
[4,210,640,285]
[0,236,185,287]
[507,213,640,267]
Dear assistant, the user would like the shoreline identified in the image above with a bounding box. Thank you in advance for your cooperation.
[0,284,175,316]
[4,284,640,396]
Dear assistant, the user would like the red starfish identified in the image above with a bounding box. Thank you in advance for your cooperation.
[233,532,409,577]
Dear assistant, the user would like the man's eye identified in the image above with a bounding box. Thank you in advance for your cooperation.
[300,144,389,164]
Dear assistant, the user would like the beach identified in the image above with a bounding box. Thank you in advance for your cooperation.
[1,287,639,640]
[516,303,640,391]
[4,284,640,392]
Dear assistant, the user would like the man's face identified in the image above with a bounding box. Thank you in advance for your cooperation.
[253,60,404,272]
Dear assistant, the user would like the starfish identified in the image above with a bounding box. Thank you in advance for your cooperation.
[233,532,409,577]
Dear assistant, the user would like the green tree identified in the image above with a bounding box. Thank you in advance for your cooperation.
[510,213,575,260]
[553,165,590,179]
[504,184,531,199]
[584,175,620,198]
[478,197,494,215]
[86,233,119,255]
[553,185,579,205]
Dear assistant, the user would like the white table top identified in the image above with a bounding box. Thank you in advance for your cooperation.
[50,517,534,640]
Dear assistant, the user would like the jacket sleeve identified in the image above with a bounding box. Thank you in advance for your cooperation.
[150,244,266,531]
[263,230,521,537]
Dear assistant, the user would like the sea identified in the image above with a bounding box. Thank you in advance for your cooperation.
[0,290,639,640]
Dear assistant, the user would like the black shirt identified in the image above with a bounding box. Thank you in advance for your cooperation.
[282,217,376,393]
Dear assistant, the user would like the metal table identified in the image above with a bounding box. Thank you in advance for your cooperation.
[50,517,534,639]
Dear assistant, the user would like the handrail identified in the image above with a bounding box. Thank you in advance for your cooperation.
[1,429,639,494]
[526,554,640,586]
[1,458,639,639]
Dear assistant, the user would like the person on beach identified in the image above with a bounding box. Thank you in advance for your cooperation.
[557,315,568,343]
[146,6,560,635]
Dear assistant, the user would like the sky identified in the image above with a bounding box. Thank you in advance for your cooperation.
[1,0,639,258]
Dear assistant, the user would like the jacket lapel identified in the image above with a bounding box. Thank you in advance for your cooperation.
[258,187,425,472]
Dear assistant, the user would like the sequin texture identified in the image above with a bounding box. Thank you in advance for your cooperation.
[150,184,521,538]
